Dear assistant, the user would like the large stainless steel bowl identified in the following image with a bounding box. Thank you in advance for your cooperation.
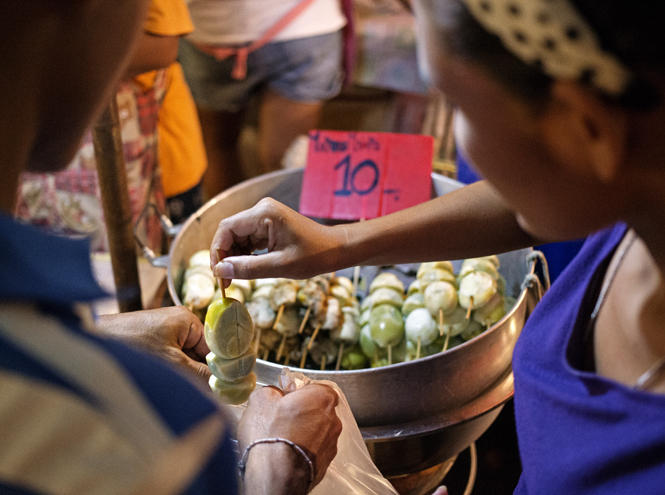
[166,168,540,477]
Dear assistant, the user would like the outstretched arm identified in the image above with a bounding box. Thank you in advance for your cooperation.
[210,180,540,281]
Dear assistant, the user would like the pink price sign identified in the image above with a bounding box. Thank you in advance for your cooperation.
[299,130,433,220]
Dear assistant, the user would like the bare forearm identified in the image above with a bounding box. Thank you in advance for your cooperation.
[329,180,540,269]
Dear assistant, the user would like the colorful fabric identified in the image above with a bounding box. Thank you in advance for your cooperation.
[15,76,167,253]
[513,222,665,494]
[0,214,238,495]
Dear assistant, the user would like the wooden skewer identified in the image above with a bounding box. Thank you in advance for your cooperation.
[374,349,379,364]
[272,304,285,330]
[439,308,445,337]
[321,354,327,371]
[298,306,311,334]
[306,323,322,351]
[441,328,451,353]
[352,265,361,297]
[186,303,194,312]
[254,328,262,354]
[263,347,270,361]
[335,342,345,371]
[275,333,288,362]
[465,296,474,320]
[299,348,309,369]
[416,337,422,360]
[214,249,226,300]
[283,353,290,366]
[388,344,392,365]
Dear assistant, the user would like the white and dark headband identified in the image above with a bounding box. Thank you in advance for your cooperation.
[459,0,632,95]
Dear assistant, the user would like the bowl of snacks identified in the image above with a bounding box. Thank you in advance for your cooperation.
[166,168,542,476]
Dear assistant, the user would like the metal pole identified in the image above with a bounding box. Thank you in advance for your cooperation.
[92,96,143,313]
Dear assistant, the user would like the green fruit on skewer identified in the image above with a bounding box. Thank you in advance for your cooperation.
[206,349,257,383]
[209,373,256,405]
[204,297,254,359]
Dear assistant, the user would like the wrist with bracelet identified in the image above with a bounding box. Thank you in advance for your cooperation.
[238,438,315,488]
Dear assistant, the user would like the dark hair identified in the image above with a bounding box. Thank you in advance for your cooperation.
[428,0,663,110]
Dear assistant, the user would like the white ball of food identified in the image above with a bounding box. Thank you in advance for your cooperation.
[229,279,253,300]
[330,284,353,306]
[369,272,405,294]
[458,271,497,309]
[407,279,422,296]
[424,281,458,316]
[479,255,500,268]
[417,261,454,278]
[188,249,211,268]
[182,267,216,309]
[419,268,458,292]
[213,285,245,304]
[369,287,404,308]
[246,298,276,330]
[332,276,354,294]
[441,306,470,336]
[254,278,279,288]
[405,307,438,346]
[338,306,360,343]
[369,304,404,348]
[273,307,300,337]
[458,258,500,281]
[402,292,425,316]
[472,293,506,326]
[250,284,274,301]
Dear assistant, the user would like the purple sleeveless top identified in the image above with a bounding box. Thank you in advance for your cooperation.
[513,223,665,494]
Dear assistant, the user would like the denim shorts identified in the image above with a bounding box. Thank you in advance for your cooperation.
[178,31,344,112]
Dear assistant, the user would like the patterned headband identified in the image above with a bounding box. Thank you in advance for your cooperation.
[458,0,632,95]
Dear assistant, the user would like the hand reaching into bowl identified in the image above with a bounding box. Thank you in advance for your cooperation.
[210,198,344,283]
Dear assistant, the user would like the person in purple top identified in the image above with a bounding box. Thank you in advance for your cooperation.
[209,0,665,493]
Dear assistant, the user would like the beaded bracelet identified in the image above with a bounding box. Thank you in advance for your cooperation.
[237,438,315,486]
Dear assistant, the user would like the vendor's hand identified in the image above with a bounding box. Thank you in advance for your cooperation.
[97,307,211,382]
[210,198,342,284]
[238,384,342,494]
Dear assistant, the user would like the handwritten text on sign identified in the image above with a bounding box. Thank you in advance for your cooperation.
[299,131,434,220]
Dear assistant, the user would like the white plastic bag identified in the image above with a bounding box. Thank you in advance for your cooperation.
[279,368,399,495]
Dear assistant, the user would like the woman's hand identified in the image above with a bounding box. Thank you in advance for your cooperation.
[210,198,344,283]
[97,307,211,382]
[238,384,342,494]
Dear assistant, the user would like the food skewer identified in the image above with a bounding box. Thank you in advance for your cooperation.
[272,304,285,330]
[465,296,473,320]
[321,354,327,371]
[439,308,445,337]
[275,333,288,362]
[299,347,309,369]
[441,328,451,352]
[416,337,422,360]
[298,306,311,334]
[388,345,392,365]
[335,343,345,371]
[283,353,290,366]
[263,347,270,361]
[306,323,322,351]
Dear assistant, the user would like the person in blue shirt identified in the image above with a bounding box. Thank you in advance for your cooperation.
[209,1,665,493]
[0,1,341,494]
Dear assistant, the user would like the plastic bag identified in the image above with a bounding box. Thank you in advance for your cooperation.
[279,368,399,495]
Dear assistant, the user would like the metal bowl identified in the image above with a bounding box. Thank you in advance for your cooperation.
[166,168,539,476]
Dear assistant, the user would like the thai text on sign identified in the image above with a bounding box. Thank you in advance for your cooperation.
[299,130,433,220]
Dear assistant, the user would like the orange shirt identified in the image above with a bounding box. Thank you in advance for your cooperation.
[138,0,207,198]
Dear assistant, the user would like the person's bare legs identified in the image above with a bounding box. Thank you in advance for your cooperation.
[197,106,246,200]
[258,90,323,173]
